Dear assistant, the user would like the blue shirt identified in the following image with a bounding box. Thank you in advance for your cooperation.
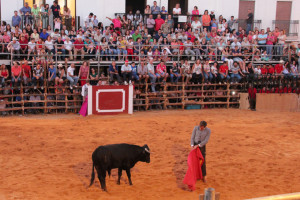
[151,6,160,14]
[49,67,56,78]
[258,34,267,44]
[40,32,49,40]
[132,66,138,74]
[20,6,31,14]
[12,15,21,27]
[109,65,119,73]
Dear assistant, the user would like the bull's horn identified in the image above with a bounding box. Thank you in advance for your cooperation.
[145,148,150,153]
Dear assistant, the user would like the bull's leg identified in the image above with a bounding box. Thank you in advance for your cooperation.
[117,168,122,185]
[96,166,107,191]
[126,169,132,185]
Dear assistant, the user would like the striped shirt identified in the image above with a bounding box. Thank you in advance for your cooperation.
[190,126,211,147]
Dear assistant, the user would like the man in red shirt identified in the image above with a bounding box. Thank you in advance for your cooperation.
[248,84,257,111]
[21,60,31,86]
[154,14,165,32]
[156,60,168,83]
[275,85,284,93]
[261,64,268,76]
[19,35,28,57]
[267,64,275,75]
[274,63,283,75]
[74,37,85,60]
[218,61,230,82]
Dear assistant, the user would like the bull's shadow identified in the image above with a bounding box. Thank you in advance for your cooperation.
[171,144,190,191]
[72,161,140,189]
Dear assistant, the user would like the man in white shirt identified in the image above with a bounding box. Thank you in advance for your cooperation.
[94,30,102,45]
[231,38,241,50]
[67,63,79,89]
[121,60,132,85]
[85,13,94,29]
[64,37,73,60]
[27,38,36,60]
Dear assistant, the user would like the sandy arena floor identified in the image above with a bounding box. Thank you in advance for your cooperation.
[0,109,300,200]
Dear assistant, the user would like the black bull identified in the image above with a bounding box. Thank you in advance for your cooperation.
[89,143,151,191]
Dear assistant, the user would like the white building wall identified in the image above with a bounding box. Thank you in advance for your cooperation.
[254,0,276,30]
[1,0,24,22]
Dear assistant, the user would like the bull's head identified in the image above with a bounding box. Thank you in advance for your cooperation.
[142,144,151,163]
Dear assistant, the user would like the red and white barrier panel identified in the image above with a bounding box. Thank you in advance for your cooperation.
[88,85,133,115]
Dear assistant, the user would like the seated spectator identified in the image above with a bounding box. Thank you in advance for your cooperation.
[22,60,31,86]
[131,62,139,82]
[181,59,192,84]
[40,28,49,41]
[121,60,132,85]
[11,62,22,88]
[210,61,219,83]
[27,38,36,60]
[44,36,55,57]
[274,61,284,76]
[232,45,246,73]
[32,64,44,89]
[55,63,66,87]
[19,35,28,57]
[218,61,230,83]
[170,61,181,83]
[109,61,121,84]
[230,61,245,83]
[0,64,9,87]
[48,64,56,84]
[64,37,73,60]
[156,61,168,83]
[67,63,79,90]
[137,61,149,82]
[192,59,203,84]
[267,64,275,75]
[7,37,21,59]
[55,36,65,60]
[203,60,212,83]
[74,37,85,60]
[184,38,195,58]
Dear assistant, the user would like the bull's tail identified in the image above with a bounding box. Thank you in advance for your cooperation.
[89,162,95,187]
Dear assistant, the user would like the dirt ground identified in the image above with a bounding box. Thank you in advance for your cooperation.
[0,109,300,200]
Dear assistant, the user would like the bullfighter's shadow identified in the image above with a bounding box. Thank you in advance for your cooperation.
[171,144,190,191]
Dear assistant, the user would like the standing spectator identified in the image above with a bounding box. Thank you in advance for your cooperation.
[12,11,22,28]
[227,16,237,31]
[246,9,254,34]
[248,84,257,111]
[146,15,155,36]
[63,5,72,30]
[121,60,132,85]
[156,61,168,83]
[19,2,32,26]
[173,3,181,28]
[22,60,31,86]
[32,64,44,89]
[160,6,168,19]
[192,6,200,21]
[85,13,94,29]
[50,1,61,19]
[0,65,9,87]
[202,10,211,31]
[78,61,90,86]
[155,15,165,32]
[133,11,143,28]
[106,16,122,30]
[7,37,21,59]
[32,4,40,28]
[109,61,121,83]
[147,59,157,92]
[67,63,79,89]
[151,1,161,18]
[276,30,286,60]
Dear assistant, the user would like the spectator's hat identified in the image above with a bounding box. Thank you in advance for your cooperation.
[147,35,152,38]
[280,60,284,63]
[12,37,18,41]
[58,64,63,68]
[125,60,129,63]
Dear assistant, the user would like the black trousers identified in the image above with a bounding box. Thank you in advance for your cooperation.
[194,143,206,177]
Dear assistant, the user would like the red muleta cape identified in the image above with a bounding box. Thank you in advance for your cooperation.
[183,147,204,190]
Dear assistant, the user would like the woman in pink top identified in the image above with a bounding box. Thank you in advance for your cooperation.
[106,16,122,30]
[192,6,199,21]
[202,10,211,31]
[79,61,90,86]
[266,32,275,60]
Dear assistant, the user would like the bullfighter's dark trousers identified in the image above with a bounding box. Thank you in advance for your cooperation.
[194,143,206,177]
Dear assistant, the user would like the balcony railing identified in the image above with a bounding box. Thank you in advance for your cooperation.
[272,20,299,37]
